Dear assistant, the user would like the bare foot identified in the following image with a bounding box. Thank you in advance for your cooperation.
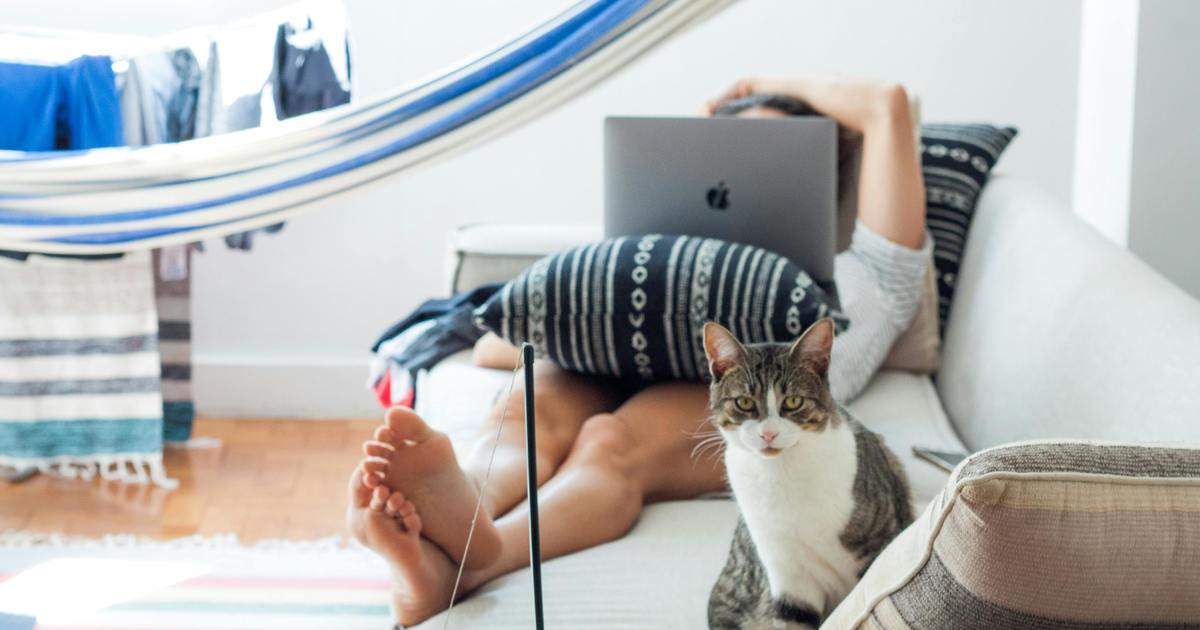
[346,464,471,626]
[361,408,503,569]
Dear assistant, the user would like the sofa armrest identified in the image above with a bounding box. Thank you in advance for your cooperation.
[446,223,602,294]
[938,175,1200,448]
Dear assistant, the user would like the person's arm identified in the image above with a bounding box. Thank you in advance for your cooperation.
[708,78,925,249]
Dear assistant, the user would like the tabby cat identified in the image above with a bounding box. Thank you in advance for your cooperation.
[704,319,913,629]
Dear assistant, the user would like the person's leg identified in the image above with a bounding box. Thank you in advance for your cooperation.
[346,462,463,625]
[458,381,726,589]
[461,362,629,518]
[357,364,626,569]
[350,380,723,626]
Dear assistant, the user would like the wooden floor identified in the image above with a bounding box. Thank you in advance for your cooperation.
[0,418,378,542]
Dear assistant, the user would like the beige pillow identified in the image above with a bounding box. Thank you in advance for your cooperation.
[825,441,1200,629]
[880,258,940,373]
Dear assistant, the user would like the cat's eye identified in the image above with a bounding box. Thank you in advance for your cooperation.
[782,395,804,411]
[734,396,755,412]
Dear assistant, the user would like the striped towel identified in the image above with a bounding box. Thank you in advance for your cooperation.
[0,252,172,486]
[153,247,194,443]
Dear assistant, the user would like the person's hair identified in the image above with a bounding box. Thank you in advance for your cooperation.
[711,94,818,118]
[712,93,861,200]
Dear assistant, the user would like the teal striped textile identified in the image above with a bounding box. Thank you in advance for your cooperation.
[0,251,172,486]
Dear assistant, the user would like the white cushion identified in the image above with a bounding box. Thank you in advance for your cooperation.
[412,360,962,629]
[446,224,602,294]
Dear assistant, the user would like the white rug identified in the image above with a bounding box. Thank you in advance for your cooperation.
[0,532,394,629]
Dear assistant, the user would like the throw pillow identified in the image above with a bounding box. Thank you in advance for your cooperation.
[920,124,1017,334]
[475,234,845,382]
[881,258,940,372]
[825,441,1200,628]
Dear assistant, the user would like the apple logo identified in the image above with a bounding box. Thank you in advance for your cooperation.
[706,181,731,210]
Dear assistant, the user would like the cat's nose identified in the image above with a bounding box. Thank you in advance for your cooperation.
[761,431,778,444]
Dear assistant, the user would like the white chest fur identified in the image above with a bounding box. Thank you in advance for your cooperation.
[724,420,861,614]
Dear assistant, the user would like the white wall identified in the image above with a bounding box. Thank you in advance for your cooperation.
[0,0,1083,417]
[1072,0,1139,246]
[1071,0,1200,300]
[1126,0,1200,300]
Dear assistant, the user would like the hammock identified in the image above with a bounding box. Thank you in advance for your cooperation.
[0,0,732,254]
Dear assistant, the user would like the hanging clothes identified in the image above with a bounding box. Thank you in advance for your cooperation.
[118,47,203,146]
[191,9,355,252]
[0,62,62,150]
[0,55,123,151]
[195,23,277,138]
[272,17,351,119]
[0,56,127,258]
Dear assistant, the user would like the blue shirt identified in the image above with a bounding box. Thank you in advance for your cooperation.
[0,55,123,151]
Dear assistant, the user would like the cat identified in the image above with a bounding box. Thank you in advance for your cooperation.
[703,319,913,629]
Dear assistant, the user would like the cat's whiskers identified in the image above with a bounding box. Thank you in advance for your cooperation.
[686,423,722,439]
[691,433,727,464]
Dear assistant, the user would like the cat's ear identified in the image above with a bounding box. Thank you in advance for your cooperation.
[703,322,747,381]
[789,318,834,376]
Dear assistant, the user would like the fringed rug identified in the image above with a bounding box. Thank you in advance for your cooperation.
[0,532,394,629]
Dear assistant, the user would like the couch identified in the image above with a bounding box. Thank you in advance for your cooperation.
[411,175,1200,628]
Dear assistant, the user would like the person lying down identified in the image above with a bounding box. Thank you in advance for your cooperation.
[347,77,932,628]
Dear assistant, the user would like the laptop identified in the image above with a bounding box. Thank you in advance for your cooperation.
[603,116,837,285]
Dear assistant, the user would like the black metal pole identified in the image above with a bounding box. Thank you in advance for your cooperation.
[521,343,545,630]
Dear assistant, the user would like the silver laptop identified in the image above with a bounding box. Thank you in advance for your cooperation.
[603,116,837,285]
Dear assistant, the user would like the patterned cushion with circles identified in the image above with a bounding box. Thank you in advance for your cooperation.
[919,123,1017,334]
[474,234,845,382]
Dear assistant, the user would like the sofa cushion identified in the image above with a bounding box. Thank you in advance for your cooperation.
[920,123,1017,334]
[413,358,962,629]
[448,224,602,295]
[825,441,1200,629]
[474,234,844,383]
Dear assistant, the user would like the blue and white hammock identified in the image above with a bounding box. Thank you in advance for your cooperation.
[0,0,731,254]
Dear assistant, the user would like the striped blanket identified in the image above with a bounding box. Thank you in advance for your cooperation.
[0,252,171,486]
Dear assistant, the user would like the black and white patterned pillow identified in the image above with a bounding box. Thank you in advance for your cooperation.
[475,235,846,383]
[920,123,1017,333]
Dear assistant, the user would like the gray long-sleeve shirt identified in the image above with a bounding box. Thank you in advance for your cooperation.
[830,221,934,403]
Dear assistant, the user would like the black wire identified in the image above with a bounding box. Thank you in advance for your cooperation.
[522,343,545,630]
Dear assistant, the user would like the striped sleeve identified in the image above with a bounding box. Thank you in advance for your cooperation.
[829,221,934,403]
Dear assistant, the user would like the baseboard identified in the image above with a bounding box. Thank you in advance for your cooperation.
[193,356,381,420]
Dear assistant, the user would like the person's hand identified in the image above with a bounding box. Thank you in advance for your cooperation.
[706,77,910,134]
